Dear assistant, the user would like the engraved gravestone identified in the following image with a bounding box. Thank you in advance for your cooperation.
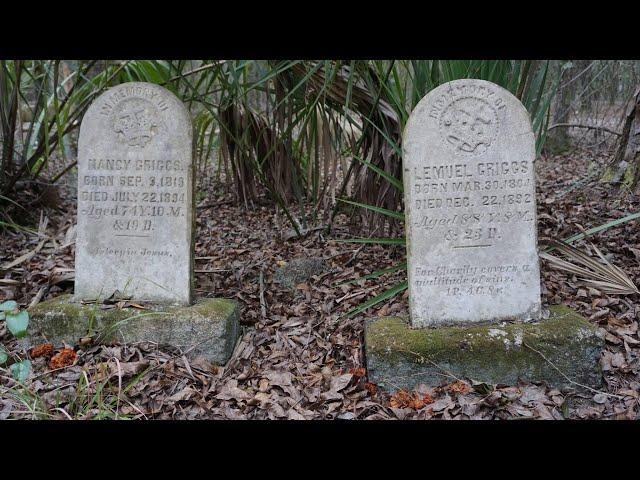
[403,79,541,326]
[364,84,600,390]
[75,82,194,305]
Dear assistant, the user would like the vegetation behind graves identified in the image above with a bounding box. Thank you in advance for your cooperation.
[1,60,555,236]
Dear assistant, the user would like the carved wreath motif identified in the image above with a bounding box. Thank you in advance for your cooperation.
[439,97,498,155]
[112,98,159,148]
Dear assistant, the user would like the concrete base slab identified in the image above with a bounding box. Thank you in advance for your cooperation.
[27,294,240,365]
[365,305,603,391]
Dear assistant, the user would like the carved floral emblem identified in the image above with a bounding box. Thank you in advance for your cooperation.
[439,97,498,155]
[112,98,160,148]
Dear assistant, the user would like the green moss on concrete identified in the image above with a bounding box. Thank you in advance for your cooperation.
[600,167,615,183]
[29,294,132,339]
[365,305,603,390]
[27,295,240,364]
[191,297,237,319]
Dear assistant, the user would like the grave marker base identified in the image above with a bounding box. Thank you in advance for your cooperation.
[365,305,603,391]
[27,295,240,365]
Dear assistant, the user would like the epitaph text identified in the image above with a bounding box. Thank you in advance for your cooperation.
[75,82,194,304]
[403,79,541,326]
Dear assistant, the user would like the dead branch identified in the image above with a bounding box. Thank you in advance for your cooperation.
[548,123,621,136]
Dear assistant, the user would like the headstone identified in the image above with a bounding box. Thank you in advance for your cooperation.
[402,79,541,326]
[75,82,194,305]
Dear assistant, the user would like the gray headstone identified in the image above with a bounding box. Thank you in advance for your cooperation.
[75,82,194,305]
[403,79,541,327]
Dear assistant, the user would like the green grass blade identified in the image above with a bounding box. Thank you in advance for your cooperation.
[351,153,403,192]
[561,212,640,246]
[338,198,404,221]
[344,281,408,317]
[335,237,406,245]
[336,262,407,286]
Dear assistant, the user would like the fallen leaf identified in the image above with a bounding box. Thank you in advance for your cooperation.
[29,343,54,359]
[167,387,196,403]
[329,373,353,392]
[48,348,77,370]
[443,380,472,394]
[364,382,378,396]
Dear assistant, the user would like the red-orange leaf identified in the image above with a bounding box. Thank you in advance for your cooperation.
[30,343,54,359]
[48,348,77,370]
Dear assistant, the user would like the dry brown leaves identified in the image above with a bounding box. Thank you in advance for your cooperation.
[390,390,435,410]
[1,145,640,419]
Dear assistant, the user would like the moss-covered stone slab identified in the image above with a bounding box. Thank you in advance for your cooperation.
[365,305,603,391]
[27,294,240,365]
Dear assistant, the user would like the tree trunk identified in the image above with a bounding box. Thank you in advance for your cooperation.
[548,61,577,151]
[601,86,640,192]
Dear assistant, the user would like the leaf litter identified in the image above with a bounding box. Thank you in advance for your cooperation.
[1,144,639,419]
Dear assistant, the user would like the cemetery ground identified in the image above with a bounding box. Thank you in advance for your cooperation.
[1,145,639,420]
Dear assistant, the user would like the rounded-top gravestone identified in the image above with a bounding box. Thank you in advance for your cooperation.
[402,79,541,326]
[75,82,194,305]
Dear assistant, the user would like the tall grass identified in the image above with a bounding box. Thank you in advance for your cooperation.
[0,59,562,316]
[334,60,557,315]
[1,60,555,237]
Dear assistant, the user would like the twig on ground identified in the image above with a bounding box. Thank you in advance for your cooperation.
[548,123,621,136]
[523,342,623,400]
[344,246,364,267]
[259,270,267,320]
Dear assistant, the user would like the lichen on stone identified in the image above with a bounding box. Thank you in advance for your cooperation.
[365,304,604,390]
[27,295,240,364]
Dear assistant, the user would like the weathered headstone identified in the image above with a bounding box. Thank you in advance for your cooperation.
[28,82,240,365]
[364,79,603,390]
[402,79,541,326]
[75,82,194,304]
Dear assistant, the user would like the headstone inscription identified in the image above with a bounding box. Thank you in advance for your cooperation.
[74,82,194,305]
[28,82,240,365]
[402,79,541,326]
[364,79,603,391]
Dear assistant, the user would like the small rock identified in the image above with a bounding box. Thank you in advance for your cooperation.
[274,257,325,290]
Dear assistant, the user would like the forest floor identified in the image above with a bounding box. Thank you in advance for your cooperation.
[1,145,640,419]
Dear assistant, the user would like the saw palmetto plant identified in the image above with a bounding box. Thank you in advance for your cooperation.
[335,60,558,315]
[0,60,188,196]
[540,239,639,295]
[1,60,553,228]
[0,59,562,313]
